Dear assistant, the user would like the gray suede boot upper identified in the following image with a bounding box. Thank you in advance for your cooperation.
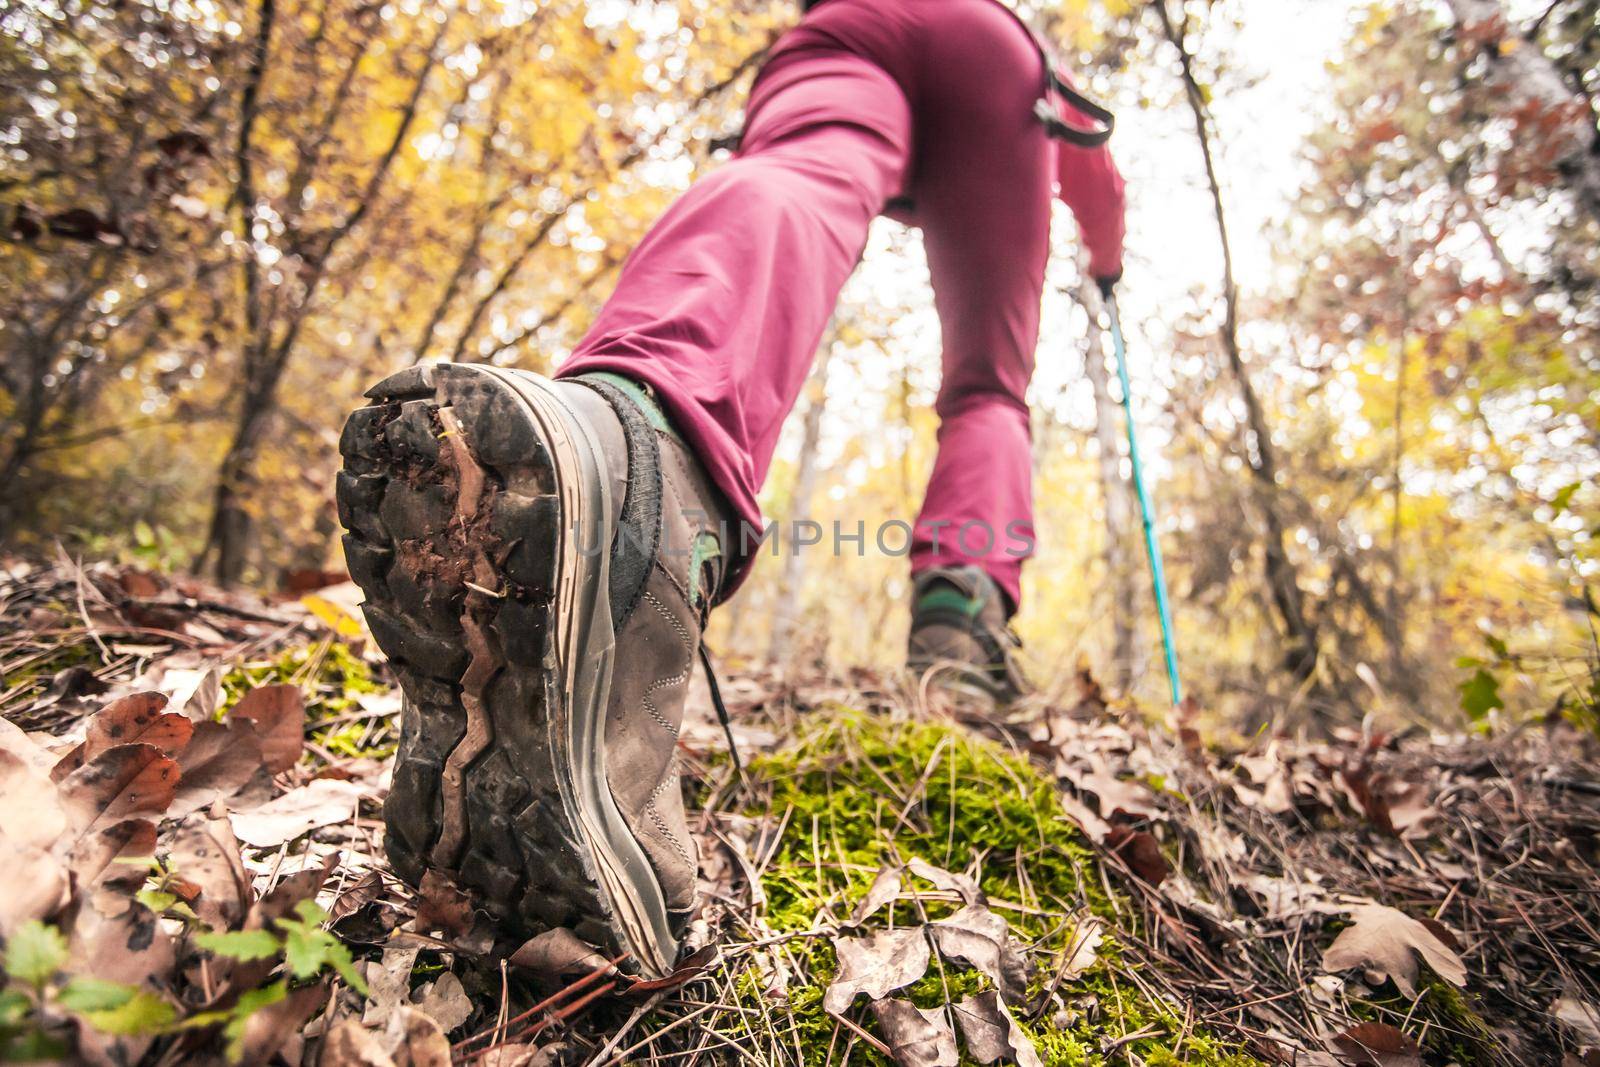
[559,373,733,929]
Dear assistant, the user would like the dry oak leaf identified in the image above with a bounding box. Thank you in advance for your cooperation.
[414,970,473,1034]
[952,990,1044,1067]
[1055,916,1103,981]
[906,858,984,906]
[849,862,905,927]
[1329,1021,1423,1067]
[823,927,932,1015]
[1105,825,1171,886]
[363,944,424,1027]
[1057,755,1161,821]
[927,904,1031,1007]
[0,748,71,934]
[872,998,959,1067]
[56,743,179,837]
[229,776,363,847]
[229,684,306,774]
[231,981,328,1067]
[1060,794,1112,843]
[1321,904,1466,997]
[168,719,269,819]
[415,869,477,938]
[166,810,252,930]
[51,692,194,781]
[1552,995,1600,1045]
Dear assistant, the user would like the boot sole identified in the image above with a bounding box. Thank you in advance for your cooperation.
[337,362,679,977]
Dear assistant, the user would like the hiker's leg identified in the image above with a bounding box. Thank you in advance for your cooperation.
[905,0,1056,613]
[558,52,911,565]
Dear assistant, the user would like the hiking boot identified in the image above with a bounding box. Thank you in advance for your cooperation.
[336,363,733,978]
[907,565,1030,706]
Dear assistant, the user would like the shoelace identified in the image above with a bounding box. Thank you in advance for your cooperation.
[697,642,746,782]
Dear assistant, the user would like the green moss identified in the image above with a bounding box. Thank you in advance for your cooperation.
[699,708,1260,1067]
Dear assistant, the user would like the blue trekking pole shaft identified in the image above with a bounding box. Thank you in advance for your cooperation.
[1103,290,1183,706]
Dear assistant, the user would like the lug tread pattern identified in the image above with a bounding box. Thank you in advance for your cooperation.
[337,367,622,960]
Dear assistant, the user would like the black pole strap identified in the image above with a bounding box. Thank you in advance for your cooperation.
[1039,72,1115,147]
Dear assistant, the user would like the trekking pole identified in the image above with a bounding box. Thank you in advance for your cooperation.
[1101,285,1184,706]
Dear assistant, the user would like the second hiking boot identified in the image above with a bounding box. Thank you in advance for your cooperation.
[907,564,1031,707]
[337,362,733,977]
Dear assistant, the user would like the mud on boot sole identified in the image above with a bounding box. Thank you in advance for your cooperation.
[337,362,679,977]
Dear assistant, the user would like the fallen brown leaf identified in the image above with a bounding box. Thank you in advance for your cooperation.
[166,809,252,929]
[229,683,306,774]
[1321,904,1466,997]
[1059,756,1161,821]
[927,904,1031,1006]
[508,927,617,982]
[0,744,71,933]
[413,970,472,1034]
[232,981,328,1067]
[1329,1020,1423,1067]
[329,870,387,924]
[906,857,983,906]
[824,927,932,1015]
[0,718,60,776]
[363,944,423,1027]
[66,817,156,890]
[56,743,178,836]
[168,719,269,819]
[849,862,905,927]
[1105,825,1171,886]
[52,692,194,781]
[229,777,363,847]
[1552,995,1600,1045]
[871,998,958,1067]
[383,1006,453,1067]
[952,990,1043,1067]
[415,868,478,938]
[321,1017,399,1067]
[65,887,176,991]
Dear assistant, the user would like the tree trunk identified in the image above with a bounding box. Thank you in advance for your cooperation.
[1154,0,1320,685]
[767,335,834,668]
[205,384,276,584]
[1445,0,1600,226]
[1078,277,1147,694]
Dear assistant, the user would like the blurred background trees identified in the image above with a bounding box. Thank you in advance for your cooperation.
[4,0,1596,733]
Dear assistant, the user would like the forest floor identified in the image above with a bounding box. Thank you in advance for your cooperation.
[1,555,1598,1067]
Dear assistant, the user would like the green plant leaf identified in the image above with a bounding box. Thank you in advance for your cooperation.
[78,991,177,1036]
[0,989,31,1028]
[322,941,367,996]
[223,980,287,1062]
[136,889,178,914]
[4,1027,66,1060]
[3,922,68,986]
[1551,481,1580,514]
[57,978,136,1013]
[194,928,281,963]
[1459,667,1503,721]
[274,901,367,994]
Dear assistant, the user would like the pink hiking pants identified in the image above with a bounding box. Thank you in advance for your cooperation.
[559,0,1125,610]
